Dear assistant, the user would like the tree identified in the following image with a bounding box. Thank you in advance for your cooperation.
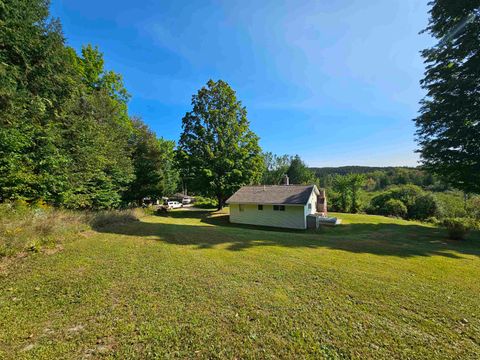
[178,80,263,209]
[332,175,351,212]
[0,0,76,202]
[415,2,480,194]
[261,152,292,185]
[124,118,179,205]
[286,155,315,185]
[347,173,365,213]
[58,46,134,209]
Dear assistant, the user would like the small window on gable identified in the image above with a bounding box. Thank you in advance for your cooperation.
[258,205,263,210]
[273,205,285,211]
[239,204,245,212]
[308,203,312,210]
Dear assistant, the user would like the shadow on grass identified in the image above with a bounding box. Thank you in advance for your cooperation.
[93,210,480,258]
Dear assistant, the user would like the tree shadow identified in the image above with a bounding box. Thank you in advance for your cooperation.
[94,210,480,259]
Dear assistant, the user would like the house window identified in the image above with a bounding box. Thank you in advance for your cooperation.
[273,205,285,211]
[308,203,312,210]
[239,204,244,212]
[258,205,263,210]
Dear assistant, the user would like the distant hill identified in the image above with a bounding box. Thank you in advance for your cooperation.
[310,166,418,177]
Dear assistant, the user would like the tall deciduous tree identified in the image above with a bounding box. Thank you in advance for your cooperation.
[333,175,351,212]
[178,80,263,209]
[415,2,480,194]
[347,173,365,213]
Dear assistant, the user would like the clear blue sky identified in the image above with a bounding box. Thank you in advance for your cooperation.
[50,0,433,167]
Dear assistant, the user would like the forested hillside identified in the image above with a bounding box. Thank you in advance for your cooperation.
[311,166,444,191]
[0,0,178,208]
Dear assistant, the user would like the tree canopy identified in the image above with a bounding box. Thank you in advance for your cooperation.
[0,0,178,208]
[415,1,480,194]
[177,80,263,208]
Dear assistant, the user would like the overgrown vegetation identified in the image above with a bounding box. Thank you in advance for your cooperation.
[0,203,145,258]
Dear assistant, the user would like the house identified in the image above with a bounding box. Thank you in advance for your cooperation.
[226,182,327,230]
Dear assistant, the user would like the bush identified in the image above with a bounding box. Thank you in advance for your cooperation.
[442,218,473,240]
[380,199,408,218]
[193,196,218,209]
[89,208,145,228]
[368,185,443,220]
[410,193,442,220]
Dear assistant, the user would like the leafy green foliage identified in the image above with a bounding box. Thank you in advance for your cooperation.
[410,193,442,220]
[261,152,292,185]
[332,175,351,212]
[368,185,441,220]
[124,118,179,205]
[286,155,316,185]
[380,199,408,218]
[442,217,474,240]
[0,1,178,209]
[331,174,365,213]
[178,80,263,208]
[415,1,480,194]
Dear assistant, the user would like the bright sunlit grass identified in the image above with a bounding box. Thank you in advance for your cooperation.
[0,209,479,359]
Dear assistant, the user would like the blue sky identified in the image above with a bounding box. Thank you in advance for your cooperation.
[50,0,433,167]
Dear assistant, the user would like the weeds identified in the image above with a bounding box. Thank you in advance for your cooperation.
[0,203,146,258]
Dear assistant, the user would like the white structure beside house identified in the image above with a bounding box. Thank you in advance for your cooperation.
[226,184,327,230]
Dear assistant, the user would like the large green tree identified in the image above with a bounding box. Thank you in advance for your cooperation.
[415,2,480,194]
[0,0,136,208]
[178,80,263,209]
[124,117,179,205]
[0,0,76,202]
[347,173,365,213]
[58,45,134,209]
[286,155,315,185]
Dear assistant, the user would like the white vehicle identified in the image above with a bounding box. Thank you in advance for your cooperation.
[167,201,182,209]
[182,198,192,205]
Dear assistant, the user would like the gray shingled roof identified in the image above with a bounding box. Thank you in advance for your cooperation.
[226,185,318,205]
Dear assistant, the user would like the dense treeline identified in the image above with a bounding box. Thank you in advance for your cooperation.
[0,0,178,209]
[312,166,445,191]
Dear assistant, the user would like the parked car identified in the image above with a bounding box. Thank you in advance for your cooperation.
[182,197,192,205]
[167,201,182,209]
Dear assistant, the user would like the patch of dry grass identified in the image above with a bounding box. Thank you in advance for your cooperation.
[0,204,146,258]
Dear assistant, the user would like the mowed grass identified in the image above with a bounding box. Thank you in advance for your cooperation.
[0,210,479,359]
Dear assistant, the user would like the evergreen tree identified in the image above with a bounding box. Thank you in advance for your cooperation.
[286,155,315,185]
[178,80,263,209]
[415,2,480,194]
[0,0,76,202]
[124,118,179,205]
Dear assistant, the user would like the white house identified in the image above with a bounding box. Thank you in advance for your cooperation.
[226,184,327,230]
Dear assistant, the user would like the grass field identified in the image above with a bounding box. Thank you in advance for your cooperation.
[1,209,479,359]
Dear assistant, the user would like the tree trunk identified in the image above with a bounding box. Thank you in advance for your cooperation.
[217,194,223,210]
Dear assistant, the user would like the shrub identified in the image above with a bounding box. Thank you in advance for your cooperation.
[410,193,442,220]
[89,208,145,228]
[380,199,408,218]
[442,218,473,240]
[368,185,442,220]
[193,196,218,209]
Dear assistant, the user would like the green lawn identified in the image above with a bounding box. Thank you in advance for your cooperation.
[1,210,479,359]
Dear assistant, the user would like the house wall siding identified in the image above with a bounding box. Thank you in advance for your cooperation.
[229,203,306,229]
